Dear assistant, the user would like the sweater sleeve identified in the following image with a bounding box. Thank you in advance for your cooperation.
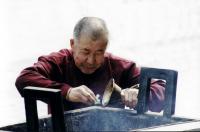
[126,66,165,112]
[109,54,165,112]
[15,51,71,99]
[148,79,165,112]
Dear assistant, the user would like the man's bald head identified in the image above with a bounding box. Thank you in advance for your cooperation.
[73,17,109,43]
[70,17,109,74]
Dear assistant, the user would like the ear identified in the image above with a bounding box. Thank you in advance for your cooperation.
[70,39,74,49]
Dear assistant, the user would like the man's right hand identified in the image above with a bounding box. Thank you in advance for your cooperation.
[66,85,96,105]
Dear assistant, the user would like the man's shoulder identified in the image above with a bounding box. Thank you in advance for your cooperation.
[105,52,136,69]
[49,49,72,57]
[105,52,135,64]
[38,49,72,63]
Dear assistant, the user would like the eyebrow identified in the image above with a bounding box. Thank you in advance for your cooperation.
[81,48,90,51]
[81,48,105,52]
[96,49,104,52]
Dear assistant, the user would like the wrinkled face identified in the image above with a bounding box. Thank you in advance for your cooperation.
[70,36,107,74]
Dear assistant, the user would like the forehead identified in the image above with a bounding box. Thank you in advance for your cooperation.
[76,36,108,50]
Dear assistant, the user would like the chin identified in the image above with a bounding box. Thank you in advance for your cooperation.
[81,68,96,74]
[82,70,95,74]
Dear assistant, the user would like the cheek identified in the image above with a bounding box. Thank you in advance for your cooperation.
[96,55,104,64]
[74,54,86,65]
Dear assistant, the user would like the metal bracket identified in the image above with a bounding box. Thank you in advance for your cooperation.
[137,67,178,118]
[24,87,65,132]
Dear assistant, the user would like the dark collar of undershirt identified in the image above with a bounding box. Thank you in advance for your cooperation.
[72,60,107,80]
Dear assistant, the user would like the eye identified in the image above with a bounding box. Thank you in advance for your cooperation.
[95,50,104,55]
[81,50,89,55]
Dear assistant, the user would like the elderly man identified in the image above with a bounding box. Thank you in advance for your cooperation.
[15,17,165,112]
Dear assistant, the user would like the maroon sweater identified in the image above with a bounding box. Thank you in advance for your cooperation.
[15,49,165,112]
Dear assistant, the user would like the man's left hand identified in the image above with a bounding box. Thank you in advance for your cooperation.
[121,87,139,109]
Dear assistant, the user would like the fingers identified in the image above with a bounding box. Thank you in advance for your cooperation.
[121,88,138,109]
[128,90,133,108]
[81,87,96,105]
[121,90,125,103]
[80,95,93,105]
[66,85,96,105]
[130,84,139,89]
[130,89,138,108]
[84,87,96,102]
[124,89,129,107]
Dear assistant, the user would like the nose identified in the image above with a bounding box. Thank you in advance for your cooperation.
[87,54,96,65]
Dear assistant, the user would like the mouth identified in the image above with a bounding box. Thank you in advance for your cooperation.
[85,65,97,70]
[86,67,96,69]
[82,66,98,74]
[85,67,97,72]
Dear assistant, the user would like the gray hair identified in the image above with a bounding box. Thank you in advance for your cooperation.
[73,17,109,42]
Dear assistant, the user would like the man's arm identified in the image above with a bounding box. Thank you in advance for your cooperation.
[15,53,96,105]
[124,66,165,112]
[15,56,71,98]
[148,79,165,112]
